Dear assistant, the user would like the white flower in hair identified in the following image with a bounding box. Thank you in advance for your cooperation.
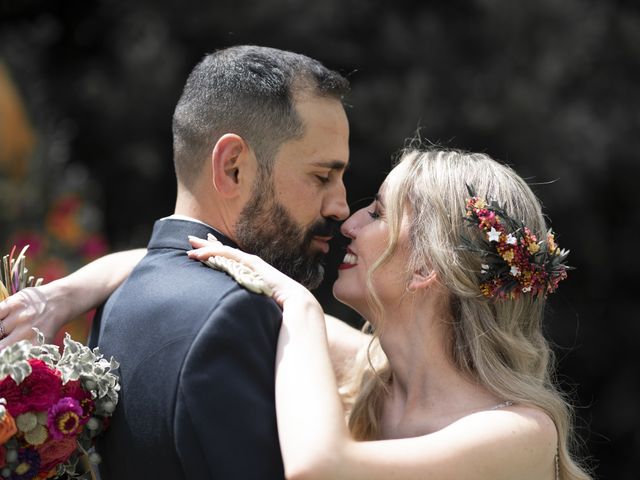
[487,227,501,242]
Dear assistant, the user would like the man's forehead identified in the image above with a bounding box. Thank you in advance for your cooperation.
[275,96,350,169]
[275,139,349,170]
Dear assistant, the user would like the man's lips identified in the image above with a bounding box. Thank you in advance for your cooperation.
[311,236,332,254]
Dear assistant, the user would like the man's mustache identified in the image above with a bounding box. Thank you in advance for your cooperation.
[309,218,342,238]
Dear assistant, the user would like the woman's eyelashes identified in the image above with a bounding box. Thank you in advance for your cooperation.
[367,200,383,220]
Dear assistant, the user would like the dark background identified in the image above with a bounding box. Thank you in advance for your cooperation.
[1,0,638,477]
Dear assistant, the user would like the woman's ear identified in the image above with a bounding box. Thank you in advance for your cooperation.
[408,267,437,292]
[211,133,253,197]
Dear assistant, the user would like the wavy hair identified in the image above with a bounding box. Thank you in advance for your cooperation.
[341,148,591,479]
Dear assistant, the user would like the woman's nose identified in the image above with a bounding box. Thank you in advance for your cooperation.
[340,208,367,239]
[340,214,356,239]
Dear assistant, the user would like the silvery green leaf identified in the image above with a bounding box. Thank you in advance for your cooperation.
[0,340,32,384]
[109,357,119,370]
[29,344,61,367]
[33,328,45,346]
[62,455,79,475]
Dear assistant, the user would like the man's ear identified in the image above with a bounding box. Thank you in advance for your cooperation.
[408,267,437,292]
[211,133,253,197]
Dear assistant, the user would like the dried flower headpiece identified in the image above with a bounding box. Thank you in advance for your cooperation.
[462,186,571,300]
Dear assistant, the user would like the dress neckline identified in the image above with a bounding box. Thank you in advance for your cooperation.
[490,400,514,410]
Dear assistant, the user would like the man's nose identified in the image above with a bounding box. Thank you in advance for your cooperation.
[323,182,350,221]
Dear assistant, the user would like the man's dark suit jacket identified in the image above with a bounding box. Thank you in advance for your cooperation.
[89,218,285,479]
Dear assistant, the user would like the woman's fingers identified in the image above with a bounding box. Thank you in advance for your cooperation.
[0,288,56,350]
[0,296,32,349]
[188,235,287,284]
[187,235,251,265]
[187,235,218,249]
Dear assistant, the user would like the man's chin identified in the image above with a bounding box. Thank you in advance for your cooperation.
[287,259,325,290]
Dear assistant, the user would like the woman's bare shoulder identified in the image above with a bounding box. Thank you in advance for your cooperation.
[437,402,558,478]
[337,403,558,480]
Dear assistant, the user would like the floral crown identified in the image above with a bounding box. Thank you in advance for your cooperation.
[462,186,571,300]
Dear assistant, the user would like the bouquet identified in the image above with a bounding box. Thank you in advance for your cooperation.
[0,330,120,479]
[0,246,120,479]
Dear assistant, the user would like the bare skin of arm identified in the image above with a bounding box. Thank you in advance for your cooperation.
[0,249,146,347]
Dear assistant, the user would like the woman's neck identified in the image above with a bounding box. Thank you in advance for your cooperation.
[376,299,501,439]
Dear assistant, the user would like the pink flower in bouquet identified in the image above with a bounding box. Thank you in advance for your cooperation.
[62,380,94,423]
[36,436,77,474]
[47,397,83,440]
[0,360,62,417]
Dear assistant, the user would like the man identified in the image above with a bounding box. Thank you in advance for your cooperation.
[90,45,350,478]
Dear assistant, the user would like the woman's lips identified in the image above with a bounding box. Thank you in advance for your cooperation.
[339,248,358,270]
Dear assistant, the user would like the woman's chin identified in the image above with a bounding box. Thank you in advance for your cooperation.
[332,282,366,315]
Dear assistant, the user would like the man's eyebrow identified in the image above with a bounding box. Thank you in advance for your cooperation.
[312,160,349,171]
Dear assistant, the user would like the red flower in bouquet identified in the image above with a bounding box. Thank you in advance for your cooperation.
[0,360,61,417]
[36,437,77,474]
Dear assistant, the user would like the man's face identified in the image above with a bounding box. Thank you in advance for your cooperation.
[235,95,350,289]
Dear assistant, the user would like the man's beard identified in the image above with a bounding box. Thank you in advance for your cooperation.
[235,180,339,290]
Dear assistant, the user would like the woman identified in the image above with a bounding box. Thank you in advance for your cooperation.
[0,148,590,479]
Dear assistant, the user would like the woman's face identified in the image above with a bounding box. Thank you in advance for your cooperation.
[333,183,412,319]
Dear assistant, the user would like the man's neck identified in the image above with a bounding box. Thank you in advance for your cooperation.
[174,189,237,241]
[162,214,214,229]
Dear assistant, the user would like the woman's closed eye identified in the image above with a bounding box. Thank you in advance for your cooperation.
[367,209,380,220]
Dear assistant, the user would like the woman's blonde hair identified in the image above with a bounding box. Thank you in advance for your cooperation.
[341,147,591,479]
